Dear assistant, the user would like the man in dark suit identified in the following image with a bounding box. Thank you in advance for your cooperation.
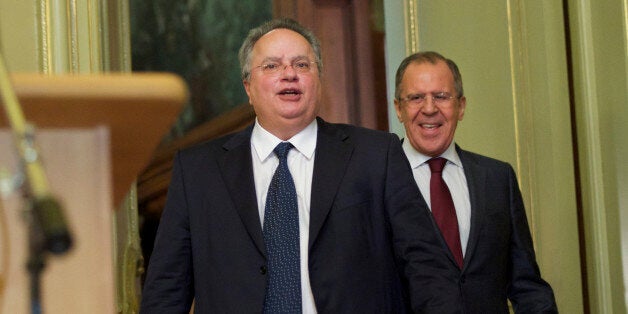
[393,51,558,313]
[140,18,445,313]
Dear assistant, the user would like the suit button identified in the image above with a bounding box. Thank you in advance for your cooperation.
[460,275,466,284]
[260,266,267,275]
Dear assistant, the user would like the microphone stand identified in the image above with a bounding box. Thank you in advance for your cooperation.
[0,52,73,314]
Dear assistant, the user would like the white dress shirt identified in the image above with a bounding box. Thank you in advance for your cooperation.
[251,118,318,313]
[402,139,471,256]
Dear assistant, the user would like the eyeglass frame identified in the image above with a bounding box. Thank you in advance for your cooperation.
[397,92,461,107]
[253,59,318,76]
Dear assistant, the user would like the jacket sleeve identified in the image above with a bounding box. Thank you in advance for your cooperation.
[383,135,459,313]
[140,151,194,314]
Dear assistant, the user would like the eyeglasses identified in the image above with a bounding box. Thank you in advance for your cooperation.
[254,60,317,75]
[398,92,458,107]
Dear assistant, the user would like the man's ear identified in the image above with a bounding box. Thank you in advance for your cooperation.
[458,96,466,121]
[394,99,403,122]
[243,80,252,105]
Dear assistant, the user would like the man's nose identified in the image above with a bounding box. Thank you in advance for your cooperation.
[280,64,298,79]
[421,97,439,114]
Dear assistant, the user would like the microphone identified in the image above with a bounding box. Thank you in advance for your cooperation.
[0,52,72,255]
[31,195,72,254]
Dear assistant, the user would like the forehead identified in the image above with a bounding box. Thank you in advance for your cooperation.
[401,60,455,91]
[252,28,314,61]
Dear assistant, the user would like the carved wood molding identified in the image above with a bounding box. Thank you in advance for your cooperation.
[137,104,255,216]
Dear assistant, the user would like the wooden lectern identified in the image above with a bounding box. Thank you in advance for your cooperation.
[0,73,187,313]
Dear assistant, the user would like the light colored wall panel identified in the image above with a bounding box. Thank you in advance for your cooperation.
[0,0,105,74]
[384,0,406,136]
[511,2,582,310]
[569,0,628,312]
[0,0,39,72]
[415,0,517,164]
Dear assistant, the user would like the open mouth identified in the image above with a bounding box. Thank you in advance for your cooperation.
[420,123,441,130]
[278,88,302,95]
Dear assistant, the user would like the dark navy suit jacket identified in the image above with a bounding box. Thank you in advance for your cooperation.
[411,146,558,313]
[140,117,447,313]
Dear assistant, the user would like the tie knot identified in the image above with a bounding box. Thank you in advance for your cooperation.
[428,157,447,173]
[274,142,293,159]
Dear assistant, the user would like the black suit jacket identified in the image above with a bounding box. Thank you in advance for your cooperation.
[140,118,446,313]
[414,146,558,313]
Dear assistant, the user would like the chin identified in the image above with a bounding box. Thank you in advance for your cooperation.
[417,142,444,155]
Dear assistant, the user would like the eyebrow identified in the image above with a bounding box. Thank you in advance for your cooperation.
[406,91,452,96]
[260,55,311,63]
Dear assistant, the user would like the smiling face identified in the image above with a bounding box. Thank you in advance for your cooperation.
[243,28,321,140]
[394,60,466,157]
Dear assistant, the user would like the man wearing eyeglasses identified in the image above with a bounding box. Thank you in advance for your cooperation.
[140,18,447,313]
[394,51,557,313]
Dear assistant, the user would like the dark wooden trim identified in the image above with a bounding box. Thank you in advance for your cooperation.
[273,0,388,130]
[137,104,255,216]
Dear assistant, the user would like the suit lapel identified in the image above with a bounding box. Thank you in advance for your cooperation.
[457,146,487,270]
[218,120,356,256]
[309,118,353,249]
[219,126,266,257]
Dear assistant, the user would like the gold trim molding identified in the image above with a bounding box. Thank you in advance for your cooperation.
[36,0,51,73]
[35,0,104,73]
[69,0,79,72]
[505,0,538,236]
[403,0,419,55]
[575,0,613,311]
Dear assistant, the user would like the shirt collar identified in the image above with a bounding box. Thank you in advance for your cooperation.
[252,118,318,162]
[401,137,462,169]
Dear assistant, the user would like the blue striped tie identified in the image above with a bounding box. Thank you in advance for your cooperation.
[263,142,301,313]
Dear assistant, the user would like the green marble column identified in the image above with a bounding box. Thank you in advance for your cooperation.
[130,0,272,139]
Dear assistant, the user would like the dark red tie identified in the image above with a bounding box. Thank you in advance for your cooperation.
[428,157,464,268]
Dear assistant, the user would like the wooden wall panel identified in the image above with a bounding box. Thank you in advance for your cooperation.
[273,0,387,129]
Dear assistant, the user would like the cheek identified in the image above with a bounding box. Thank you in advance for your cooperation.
[305,78,321,100]
[403,109,420,124]
[252,83,274,101]
[255,79,271,92]
[395,106,408,122]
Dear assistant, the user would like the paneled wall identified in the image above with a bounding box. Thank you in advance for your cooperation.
[568,0,628,312]
[0,0,39,71]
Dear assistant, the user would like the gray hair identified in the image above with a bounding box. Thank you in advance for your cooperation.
[238,18,323,81]
[394,51,464,100]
